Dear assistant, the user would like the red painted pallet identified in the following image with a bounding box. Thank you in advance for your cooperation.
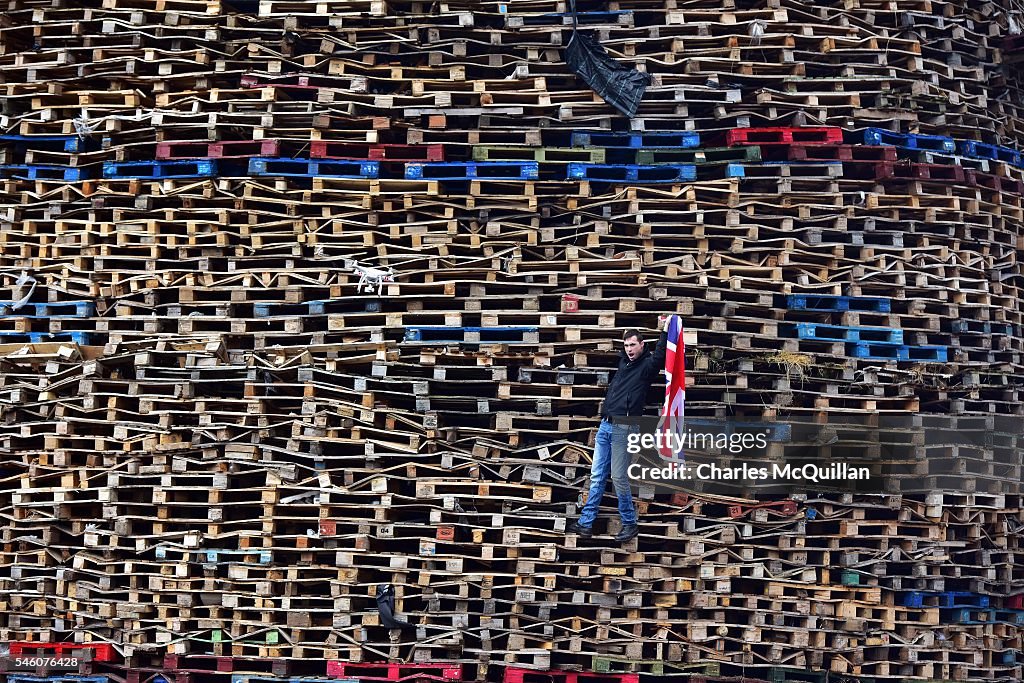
[311,141,444,162]
[504,669,639,683]
[210,140,281,158]
[156,140,280,159]
[240,75,320,90]
[369,144,445,162]
[162,654,289,676]
[835,159,896,180]
[870,160,895,180]
[670,492,690,507]
[10,642,116,662]
[1003,35,1024,54]
[780,144,897,163]
[887,162,965,182]
[728,499,799,519]
[155,141,215,159]
[726,126,843,146]
[966,169,1024,195]
[325,662,463,682]
[238,74,365,99]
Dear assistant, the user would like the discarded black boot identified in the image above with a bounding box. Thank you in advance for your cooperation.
[376,583,413,629]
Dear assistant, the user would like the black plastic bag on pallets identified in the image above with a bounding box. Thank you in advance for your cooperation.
[563,0,650,117]
[376,583,415,630]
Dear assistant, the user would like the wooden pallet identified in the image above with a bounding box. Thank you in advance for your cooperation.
[1,1,1023,682]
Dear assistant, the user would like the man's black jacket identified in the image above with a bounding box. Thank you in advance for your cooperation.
[600,331,668,419]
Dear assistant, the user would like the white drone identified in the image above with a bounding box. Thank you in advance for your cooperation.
[345,259,394,295]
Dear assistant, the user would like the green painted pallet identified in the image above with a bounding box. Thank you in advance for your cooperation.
[767,667,827,683]
[840,569,862,585]
[214,630,283,645]
[591,656,721,676]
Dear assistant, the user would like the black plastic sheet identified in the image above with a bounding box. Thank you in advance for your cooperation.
[563,1,650,118]
[376,583,414,629]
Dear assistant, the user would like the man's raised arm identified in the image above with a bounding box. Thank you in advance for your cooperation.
[647,315,669,378]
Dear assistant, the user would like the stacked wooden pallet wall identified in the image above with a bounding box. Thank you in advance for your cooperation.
[1,0,1024,682]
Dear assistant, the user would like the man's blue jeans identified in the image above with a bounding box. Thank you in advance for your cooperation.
[578,419,637,527]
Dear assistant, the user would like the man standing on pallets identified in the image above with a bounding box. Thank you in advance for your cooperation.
[568,316,668,544]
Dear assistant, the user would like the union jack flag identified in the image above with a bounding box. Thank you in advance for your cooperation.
[658,314,686,460]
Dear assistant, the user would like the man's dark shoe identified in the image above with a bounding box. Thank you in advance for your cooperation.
[615,523,639,543]
[567,520,593,538]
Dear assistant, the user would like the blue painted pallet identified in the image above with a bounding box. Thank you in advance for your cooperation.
[795,323,902,344]
[253,300,381,316]
[153,546,272,564]
[710,163,746,178]
[248,157,379,178]
[103,160,216,179]
[38,301,95,317]
[858,128,955,153]
[786,294,891,313]
[849,343,947,362]
[901,591,923,607]
[938,591,989,608]
[0,134,83,152]
[571,130,700,148]
[511,10,630,25]
[231,677,360,683]
[996,609,1024,625]
[0,301,94,317]
[951,319,1015,335]
[196,548,273,564]
[404,325,538,342]
[903,590,989,608]
[9,677,108,683]
[940,607,1024,625]
[404,161,538,180]
[957,140,1022,166]
[253,302,299,317]
[0,332,91,345]
[0,164,86,181]
[566,163,697,183]
[901,345,949,362]
[312,159,379,177]
[940,607,1014,624]
[310,300,381,314]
